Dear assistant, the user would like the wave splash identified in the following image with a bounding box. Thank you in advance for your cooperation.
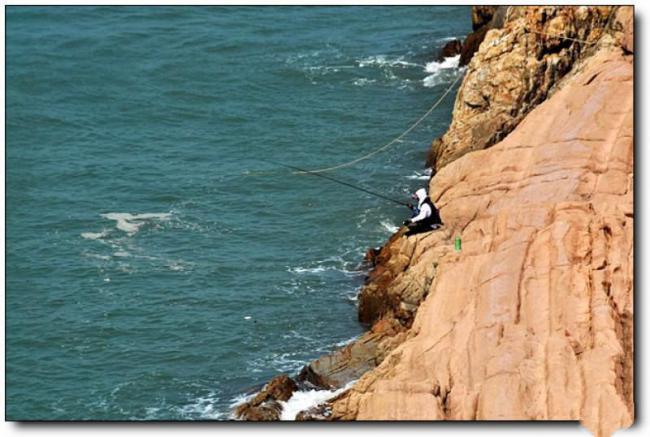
[279,380,356,420]
[423,55,462,88]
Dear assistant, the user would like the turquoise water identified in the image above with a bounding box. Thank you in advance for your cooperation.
[6,6,470,420]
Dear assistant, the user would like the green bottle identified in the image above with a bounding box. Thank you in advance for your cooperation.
[454,236,462,252]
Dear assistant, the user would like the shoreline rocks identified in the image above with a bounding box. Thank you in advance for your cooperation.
[234,374,297,421]
[326,6,634,434]
[436,39,462,61]
[233,8,634,432]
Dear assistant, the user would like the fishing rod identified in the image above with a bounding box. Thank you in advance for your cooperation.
[260,158,409,207]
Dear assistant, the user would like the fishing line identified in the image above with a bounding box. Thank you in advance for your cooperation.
[297,72,464,174]
[259,158,409,207]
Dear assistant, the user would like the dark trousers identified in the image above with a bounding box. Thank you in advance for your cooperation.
[406,220,442,236]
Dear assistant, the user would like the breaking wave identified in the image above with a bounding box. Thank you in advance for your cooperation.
[279,380,356,420]
[423,55,461,88]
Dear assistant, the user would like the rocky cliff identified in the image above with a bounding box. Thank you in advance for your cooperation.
[428,6,618,171]
[328,5,634,435]
[235,6,634,435]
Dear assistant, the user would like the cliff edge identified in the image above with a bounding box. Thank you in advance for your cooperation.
[235,7,634,435]
[328,6,634,435]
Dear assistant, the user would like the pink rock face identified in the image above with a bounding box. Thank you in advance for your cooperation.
[428,6,615,171]
[330,29,633,436]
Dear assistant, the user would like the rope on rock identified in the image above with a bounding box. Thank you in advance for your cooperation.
[525,28,605,46]
[294,72,465,175]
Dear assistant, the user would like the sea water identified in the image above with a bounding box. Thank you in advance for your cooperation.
[6,6,470,419]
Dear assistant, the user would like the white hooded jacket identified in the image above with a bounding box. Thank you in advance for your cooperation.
[411,188,432,223]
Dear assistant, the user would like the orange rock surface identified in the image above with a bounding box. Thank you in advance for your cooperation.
[428,6,615,171]
[329,10,634,436]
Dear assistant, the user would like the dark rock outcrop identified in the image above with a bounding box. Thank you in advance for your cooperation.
[471,5,497,30]
[459,6,509,66]
[437,39,462,61]
[234,374,297,421]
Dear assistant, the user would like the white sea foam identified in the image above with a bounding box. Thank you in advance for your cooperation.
[289,265,329,274]
[352,78,376,87]
[380,220,399,234]
[279,380,356,420]
[84,253,111,261]
[346,293,359,303]
[289,262,361,278]
[357,55,420,68]
[406,172,431,180]
[81,230,109,240]
[406,168,432,180]
[166,260,190,272]
[423,55,461,88]
[425,54,460,73]
[334,336,358,347]
[177,391,224,420]
[437,36,464,42]
[101,212,172,235]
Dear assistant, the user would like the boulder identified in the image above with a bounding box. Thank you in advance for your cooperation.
[437,39,462,61]
[234,374,297,421]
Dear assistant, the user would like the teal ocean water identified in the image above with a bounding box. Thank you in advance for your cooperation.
[6,6,470,420]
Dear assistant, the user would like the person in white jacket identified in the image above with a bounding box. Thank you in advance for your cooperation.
[403,188,443,234]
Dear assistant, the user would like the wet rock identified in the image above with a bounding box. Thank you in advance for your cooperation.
[296,404,334,421]
[363,247,381,267]
[437,39,462,61]
[298,329,385,389]
[234,374,297,421]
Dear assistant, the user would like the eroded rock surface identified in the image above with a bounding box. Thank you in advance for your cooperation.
[234,374,297,421]
[428,6,616,171]
[234,8,634,433]
[329,24,633,436]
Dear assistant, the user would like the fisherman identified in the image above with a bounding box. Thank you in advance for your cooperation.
[403,188,443,234]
